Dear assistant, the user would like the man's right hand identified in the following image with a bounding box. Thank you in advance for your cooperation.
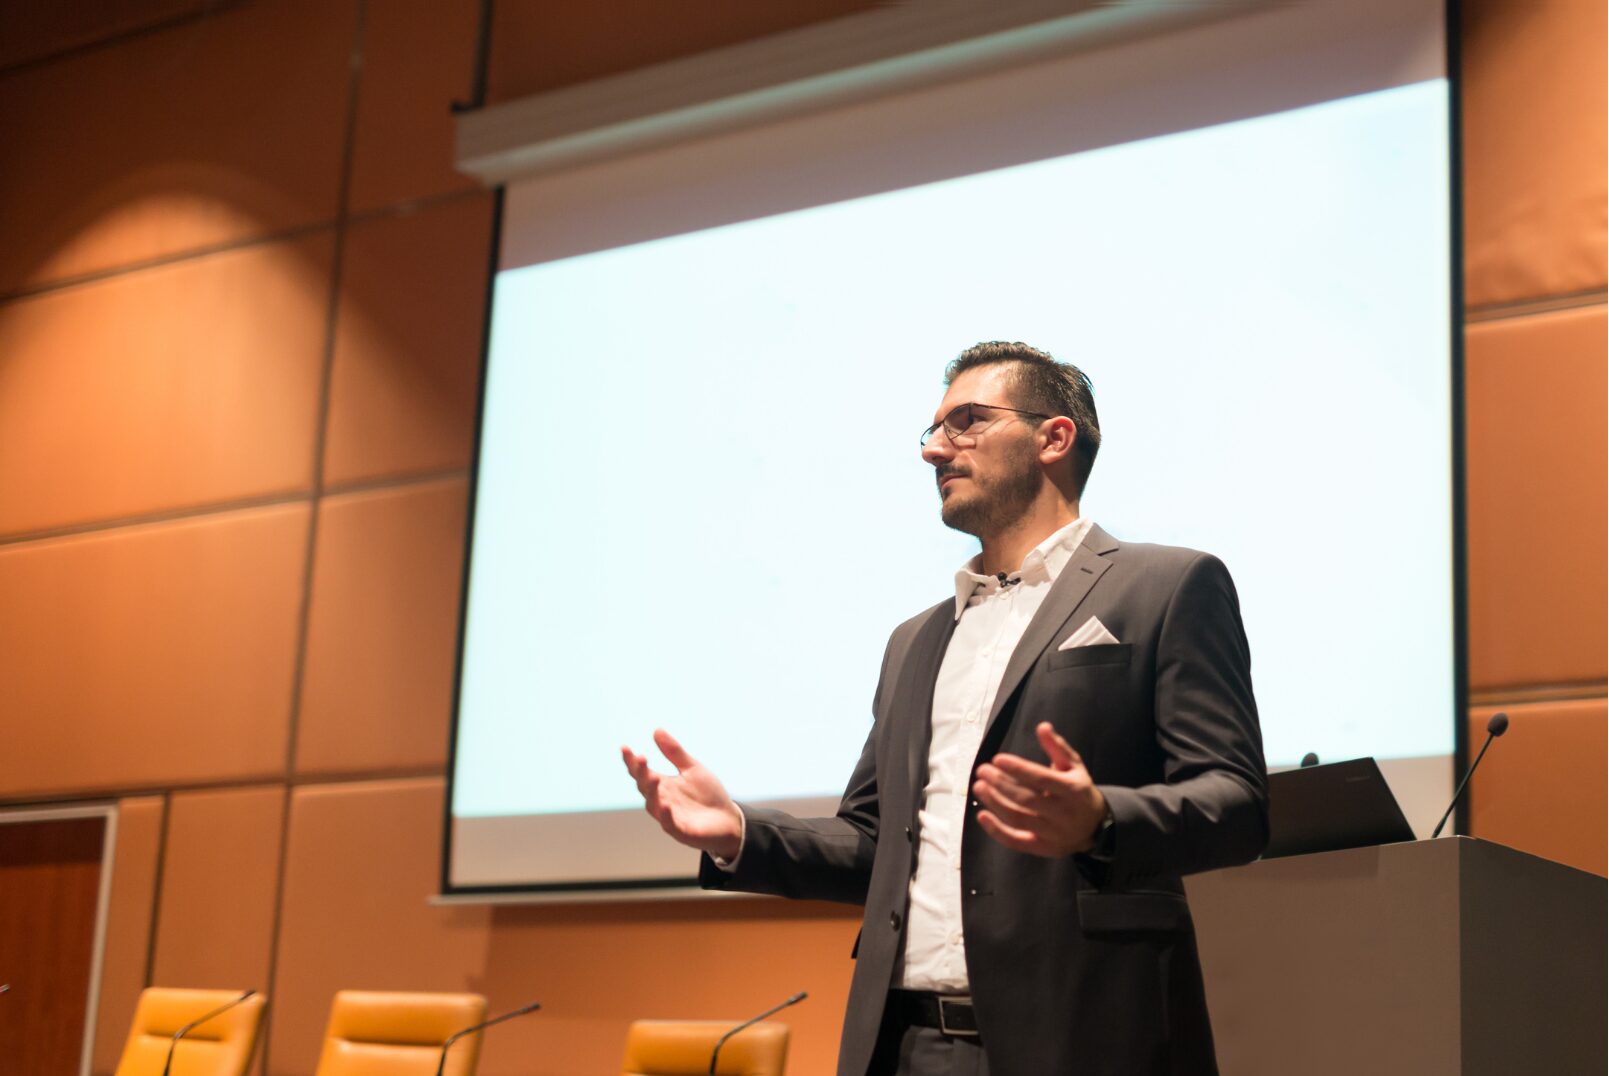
[621,729,744,861]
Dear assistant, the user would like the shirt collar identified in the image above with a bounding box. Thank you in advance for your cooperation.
[952,517,1096,619]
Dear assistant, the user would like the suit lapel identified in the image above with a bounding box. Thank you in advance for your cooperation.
[897,605,958,804]
[984,523,1120,728]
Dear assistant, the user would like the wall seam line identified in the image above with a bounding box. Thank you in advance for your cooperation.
[0,189,486,306]
[1465,288,1607,322]
[259,3,369,1070]
[0,767,450,811]
[141,793,171,988]
[0,2,247,82]
[0,468,471,550]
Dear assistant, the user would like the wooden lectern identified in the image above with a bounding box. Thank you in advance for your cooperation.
[1186,837,1606,1076]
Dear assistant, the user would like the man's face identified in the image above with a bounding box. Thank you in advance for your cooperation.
[921,365,1044,539]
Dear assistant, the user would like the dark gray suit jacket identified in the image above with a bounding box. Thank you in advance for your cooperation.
[700,524,1268,1076]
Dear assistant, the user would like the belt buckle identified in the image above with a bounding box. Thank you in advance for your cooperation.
[937,995,978,1037]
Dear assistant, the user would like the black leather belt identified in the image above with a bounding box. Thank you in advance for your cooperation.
[885,989,981,1038]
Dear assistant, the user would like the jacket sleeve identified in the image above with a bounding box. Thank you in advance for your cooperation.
[1091,552,1269,887]
[697,724,879,903]
[696,628,901,904]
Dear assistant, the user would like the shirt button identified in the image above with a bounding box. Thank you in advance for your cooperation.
[890,911,902,931]
[951,856,962,870]
[979,647,992,658]
[949,931,963,946]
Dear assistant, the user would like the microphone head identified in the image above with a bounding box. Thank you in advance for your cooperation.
[1300,752,1319,768]
[1487,712,1509,737]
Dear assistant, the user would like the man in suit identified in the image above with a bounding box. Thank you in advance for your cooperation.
[622,341,1267,1075]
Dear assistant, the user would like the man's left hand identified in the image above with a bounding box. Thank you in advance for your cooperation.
[973,721,1107,857]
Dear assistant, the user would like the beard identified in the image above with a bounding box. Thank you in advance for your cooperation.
[938,439,1042,538]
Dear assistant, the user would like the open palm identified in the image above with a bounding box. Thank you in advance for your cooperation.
[621,729,744,860]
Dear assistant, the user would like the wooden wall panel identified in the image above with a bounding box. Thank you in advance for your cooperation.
[268,779,491,1076]
[1465,305,1607,691]
[1468,701,1607,876]
[0,0,355,294]
[0,235,332,538]
[90,796,164,1076]
[295,479,468,776]
[0,0,214,71]
[1461,0,1607,307]
[149,786,285,991]
[480,900,859,1076]
[0,505,307,799]
[322,197,491,487]
[488,0,880,102]
[347,0,481,214]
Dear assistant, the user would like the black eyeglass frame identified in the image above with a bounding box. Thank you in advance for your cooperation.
[920,401,1051,447]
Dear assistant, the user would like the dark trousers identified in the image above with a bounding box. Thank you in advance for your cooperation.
[866,1001,991,1076]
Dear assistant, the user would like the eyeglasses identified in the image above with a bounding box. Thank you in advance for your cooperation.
[920,402,1049,447]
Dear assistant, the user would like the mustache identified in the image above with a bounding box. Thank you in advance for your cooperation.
[935,465,970,485]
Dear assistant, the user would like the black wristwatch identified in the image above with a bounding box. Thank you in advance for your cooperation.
[1090,802,1117,859]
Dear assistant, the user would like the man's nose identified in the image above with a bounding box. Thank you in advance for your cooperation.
[921,432,955,466]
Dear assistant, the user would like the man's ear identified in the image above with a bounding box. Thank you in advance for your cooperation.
[1039,417,1077,465]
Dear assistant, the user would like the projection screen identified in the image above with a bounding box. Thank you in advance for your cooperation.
[446,0,1459,895]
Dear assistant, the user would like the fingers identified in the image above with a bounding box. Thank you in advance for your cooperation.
[988,753,1064,794]
[977,810,1048,856]
[974,763,1043,810]
[1036,722,1083,771]
[973,775,1043,830]
[653,728,697,772]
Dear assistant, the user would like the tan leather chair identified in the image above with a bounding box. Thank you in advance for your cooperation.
[113,987,266,1076]
[620,1020,790,1076]
[313,990,488,1076]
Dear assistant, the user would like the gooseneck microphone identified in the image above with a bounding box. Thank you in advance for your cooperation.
[433,1000,542,1076]
[709,992,807,1075]
[1431,711,1510,839]
[162,990,255,1076]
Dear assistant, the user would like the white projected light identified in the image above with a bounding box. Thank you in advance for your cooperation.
[449,88,1454,890]
[447,1,1456,893]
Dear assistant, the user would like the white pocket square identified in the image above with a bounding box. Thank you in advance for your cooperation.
[1058,616,1120,650]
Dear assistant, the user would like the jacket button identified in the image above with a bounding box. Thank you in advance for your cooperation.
[890,911,902,931]
[903,826,912,842]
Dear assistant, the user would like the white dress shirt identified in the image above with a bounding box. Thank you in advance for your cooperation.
[897,516,1095,992]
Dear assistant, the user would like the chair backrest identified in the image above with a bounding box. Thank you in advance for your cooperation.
[313,990,488,1076]
[113,987,266,1076]
[620,1020,790,1076]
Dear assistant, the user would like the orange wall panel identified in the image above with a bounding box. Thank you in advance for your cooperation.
[268,778,491,1076]
[1461,0,1608,307]
[0,234,333,538]
[268,776,859,1076]
[90,796,164,1076]
[0,504,307,798]
[0,1,211,71]
[488,0,880,101]
[481,900,858,1076]
[150,785,285,991]
[347,0,482,214]
[322,197,491,486]
[0,0,357,294]
[295,479,468,776]
[1464,305,1607,691]
[1468,700,1607,877]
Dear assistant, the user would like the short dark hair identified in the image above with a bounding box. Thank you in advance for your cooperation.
[944,340,1101,497]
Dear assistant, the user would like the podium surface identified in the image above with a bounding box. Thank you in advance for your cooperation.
[1186,837,1606,1076]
